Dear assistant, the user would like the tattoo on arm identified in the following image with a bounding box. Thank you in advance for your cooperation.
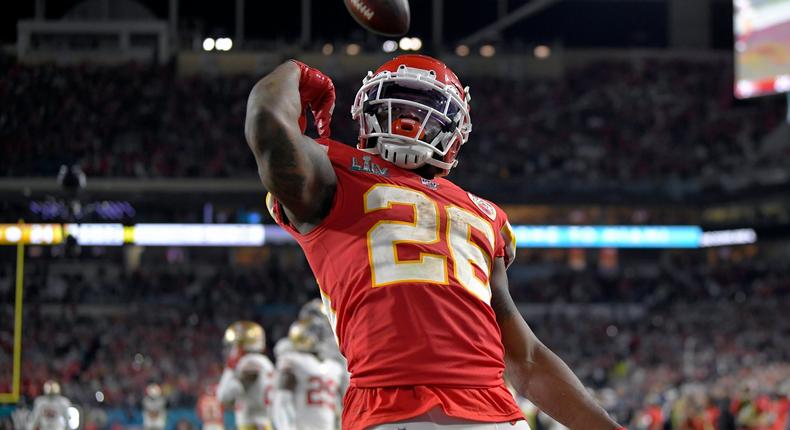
[245,62,336,227]
[251,111,305,195]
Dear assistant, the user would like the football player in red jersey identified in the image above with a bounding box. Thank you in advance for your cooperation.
[244,54,625,430]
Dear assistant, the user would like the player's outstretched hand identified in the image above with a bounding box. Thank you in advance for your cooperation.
[290,60,335,138]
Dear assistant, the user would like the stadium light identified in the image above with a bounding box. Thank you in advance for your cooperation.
[321,43,334,55]
[455,44,470,57]
[398,37,422,51]
[67,407,79,429]
[775,75,790,92]
[736,80,756,98]
[202,38,215,51]
[0,224,758,249]
[4,226,22,242]
[699,228,757,247]
[534,45,551,59]
[215,38,233,51]
[382,40,398,53]
[480,44,496,57]
[346,43,361,55]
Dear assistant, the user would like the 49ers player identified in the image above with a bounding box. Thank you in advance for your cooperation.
[274,299,344,366]
[142,383,167,430]
[27,380,71,430]
[244,55,625,430]
[272,319,346,430]
[217,321,275,430]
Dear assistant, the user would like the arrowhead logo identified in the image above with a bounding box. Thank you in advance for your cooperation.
[467,192,496,221]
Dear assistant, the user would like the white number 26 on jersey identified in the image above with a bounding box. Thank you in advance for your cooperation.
[364,184,496,304]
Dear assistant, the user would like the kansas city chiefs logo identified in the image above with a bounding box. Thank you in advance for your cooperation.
[467,192,496,221]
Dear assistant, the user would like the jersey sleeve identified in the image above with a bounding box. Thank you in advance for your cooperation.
[237,353,274,375]
[266,191,304,236]
[273,338,294,360]
[216,368,243,404]
[493,205,517,269]
[264,139,348,240]
[276,352,303,376]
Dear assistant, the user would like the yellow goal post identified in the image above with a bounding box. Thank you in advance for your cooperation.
[0,238,24,404]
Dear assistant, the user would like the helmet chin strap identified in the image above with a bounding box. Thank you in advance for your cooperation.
[371,136,457,172]
[360,110,458,172]
[377,136,433,169]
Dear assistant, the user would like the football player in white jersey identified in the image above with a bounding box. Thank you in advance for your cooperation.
[217,320,275,430]
[142,383,167,430]
[304,298,346,364]
[27,380,71,430]
[274,299,344,364]
[272,319,346,430]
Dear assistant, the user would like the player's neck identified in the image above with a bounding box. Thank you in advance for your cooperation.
[413,164,439,180]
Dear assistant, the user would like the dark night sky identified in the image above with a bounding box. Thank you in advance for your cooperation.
[0,0,736,50]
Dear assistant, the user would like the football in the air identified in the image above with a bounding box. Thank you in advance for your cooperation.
[343,0,411,37]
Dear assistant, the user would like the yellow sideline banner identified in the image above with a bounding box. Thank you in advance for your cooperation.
[0,223,63,245]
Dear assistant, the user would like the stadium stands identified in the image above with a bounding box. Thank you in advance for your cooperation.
[2,56,786,201]
[2,249,788,428]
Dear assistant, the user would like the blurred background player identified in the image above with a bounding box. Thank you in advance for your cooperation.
[217,320,275,430]
[274,299,346,367]
[274,299,321,359]
[272,318,346,430]
[143,383,167,430]
[301,298,345,366]
[197,384,225,430]
[26,380,71,430]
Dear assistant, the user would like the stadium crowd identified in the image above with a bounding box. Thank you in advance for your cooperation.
[1,248,788,428]
[2,51,789,429]
[1,56,786,197]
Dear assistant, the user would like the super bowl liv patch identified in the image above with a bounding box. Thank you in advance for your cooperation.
[351,155,389,177]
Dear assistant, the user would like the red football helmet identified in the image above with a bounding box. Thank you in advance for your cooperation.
[352,54,471,176]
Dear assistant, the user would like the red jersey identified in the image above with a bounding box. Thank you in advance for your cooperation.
[267,139,522,429]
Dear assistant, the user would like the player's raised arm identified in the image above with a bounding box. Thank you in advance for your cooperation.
[244,60,337,228]
[490,257,624,430]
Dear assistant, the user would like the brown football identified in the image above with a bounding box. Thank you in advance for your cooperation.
[343,0,410,37]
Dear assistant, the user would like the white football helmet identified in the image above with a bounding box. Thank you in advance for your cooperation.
[352,54,471,176]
